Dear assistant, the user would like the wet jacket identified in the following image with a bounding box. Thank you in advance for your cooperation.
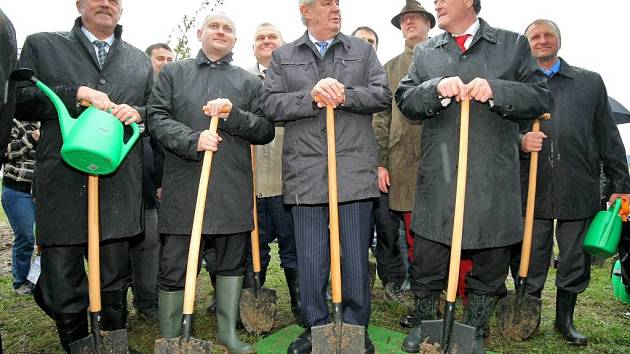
[373,45,422,212]
[148,50,274,235]
[396,19,551,249]
[0,9,17,164]
[262,31,391,205]
[522,58,630,220]
[15,18,152,246]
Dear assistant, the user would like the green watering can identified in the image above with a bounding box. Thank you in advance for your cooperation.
[612,260,630,304]
[583,198,624,258]
[11,68,139,175]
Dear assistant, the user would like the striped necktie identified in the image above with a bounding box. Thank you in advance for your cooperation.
[93,40,108,68]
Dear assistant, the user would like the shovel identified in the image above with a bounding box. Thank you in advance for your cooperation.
[311,100,365,354]
[154,106,230,353]
[420,99,476,353]
[496,113,550,340]
[70,175,129,353]
[240,145,278,334]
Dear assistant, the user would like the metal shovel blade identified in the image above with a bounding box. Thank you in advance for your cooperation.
[311,321,364,354]
[70,329,128,354]
[496,290,542,340]
[153,337,212,354]
[421,319,476,354]
[239,287,277,333]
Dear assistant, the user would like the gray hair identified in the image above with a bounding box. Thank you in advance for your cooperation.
[299,0,316,25]
[524,19,562,46]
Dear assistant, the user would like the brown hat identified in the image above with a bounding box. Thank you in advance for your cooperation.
[391,0,436,29]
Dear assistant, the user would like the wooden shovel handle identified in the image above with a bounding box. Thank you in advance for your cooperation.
[518,113,551,277]
[87,175,101,312]
[182,114,222,315]
[325,103,342,305]
[446,99,470,303]
[250,145,261,273]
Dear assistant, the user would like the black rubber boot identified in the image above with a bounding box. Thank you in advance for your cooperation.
[363,331,375,354]
[100,289,128,331]
[287,328,311,354]
[401,294,439,353]
[284,268,302,326]
[554,289,587,346]
[53,310,89,353]
[463,294,498,354]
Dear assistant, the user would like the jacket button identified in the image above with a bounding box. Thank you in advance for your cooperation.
[506,104,514,111]
[99,78,106,85]
[460,55,467,60]
[210,64,216,68]
[426,108,434,115]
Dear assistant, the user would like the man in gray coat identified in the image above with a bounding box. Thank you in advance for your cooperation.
[395,0,551,352]
[262,1,391,353]
[518,19,630,346]
[14,0,152,351]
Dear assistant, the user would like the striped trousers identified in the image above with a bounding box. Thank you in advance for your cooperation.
[292,200,373,327]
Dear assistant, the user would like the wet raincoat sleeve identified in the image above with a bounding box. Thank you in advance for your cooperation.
[339,48,392,115]
[148,64,202,161]
[219,79,274,145]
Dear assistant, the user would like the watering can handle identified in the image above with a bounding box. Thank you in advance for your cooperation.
[118,123,140,165]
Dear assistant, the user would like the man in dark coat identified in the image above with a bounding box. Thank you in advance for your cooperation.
[395,0,551,352]
[148,12,273,353]
[262,1,391,353]
[0,8,17,164]
[14,0,152,351]
[518,19,630,346]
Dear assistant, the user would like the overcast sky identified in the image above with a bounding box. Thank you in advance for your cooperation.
[4,0,630,150]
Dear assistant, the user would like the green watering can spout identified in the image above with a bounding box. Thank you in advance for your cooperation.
[10,68,140,175]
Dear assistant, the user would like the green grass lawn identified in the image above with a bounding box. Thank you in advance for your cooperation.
[1,242,629,353]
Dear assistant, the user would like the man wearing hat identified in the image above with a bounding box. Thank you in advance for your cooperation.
[372,0,434,315]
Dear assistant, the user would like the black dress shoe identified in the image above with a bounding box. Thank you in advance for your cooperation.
[287,328,312,354]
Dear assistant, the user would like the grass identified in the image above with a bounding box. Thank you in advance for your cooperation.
[1,240,629,353]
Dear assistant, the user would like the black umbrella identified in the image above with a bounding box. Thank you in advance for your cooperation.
[609,97,630,125]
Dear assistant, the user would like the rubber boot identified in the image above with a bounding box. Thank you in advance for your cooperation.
[101,289,128,331]
[463,294,498,354]
[401,294,439,353]
[287,328,311,354]
[53,310,89,353]
[284,268,302,326]
[216,276,255,353]
[158,290,184,339]
[554,289,587,346]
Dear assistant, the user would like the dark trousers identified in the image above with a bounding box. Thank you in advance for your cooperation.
[246,195,297,272]
[158,233,248,291]
[372,193,406,286]
[292,200,373,327]
[510,218,592,296]
[38,239,131,314]
[130,208,159,311]
[410,236,510,298]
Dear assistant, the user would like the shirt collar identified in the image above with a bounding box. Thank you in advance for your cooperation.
[452,18,480,38]
[308,32,334,46]
[539,58,561,78]
[81,26,115,47]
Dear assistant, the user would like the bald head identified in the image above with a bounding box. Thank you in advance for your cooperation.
[197,12,237,62]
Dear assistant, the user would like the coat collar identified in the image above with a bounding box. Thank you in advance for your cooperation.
[195,49,234,66]
[553,57,576,79]
[431,17,497,50]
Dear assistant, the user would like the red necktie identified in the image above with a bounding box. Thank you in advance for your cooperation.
[455,34,470,53]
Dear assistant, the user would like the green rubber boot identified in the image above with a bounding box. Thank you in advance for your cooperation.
[216,276,255,353]
[158,290,184,339]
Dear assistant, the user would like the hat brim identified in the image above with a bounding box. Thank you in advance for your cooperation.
[391,10,436,30]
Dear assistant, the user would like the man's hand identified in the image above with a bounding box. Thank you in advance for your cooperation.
[520,131,547,153]
[437,76,467,102]
[312,78,345,108]
[111,104,141,125]
[378,166,390,193]
[197,130,222,152]
[203,98,232,119]
[464,78,493,103]
[77,86,113,111]
[609,193,630,206]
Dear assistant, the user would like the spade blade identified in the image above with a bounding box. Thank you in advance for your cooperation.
[496,290,542,340]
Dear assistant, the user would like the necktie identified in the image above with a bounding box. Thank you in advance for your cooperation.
[93,40,108,68]
[454,34,470,53]
[541,68,554,78]
[316,41,328,56]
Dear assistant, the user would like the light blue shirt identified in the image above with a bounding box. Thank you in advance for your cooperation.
[540,59,561,78]
[81,27,115,57]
